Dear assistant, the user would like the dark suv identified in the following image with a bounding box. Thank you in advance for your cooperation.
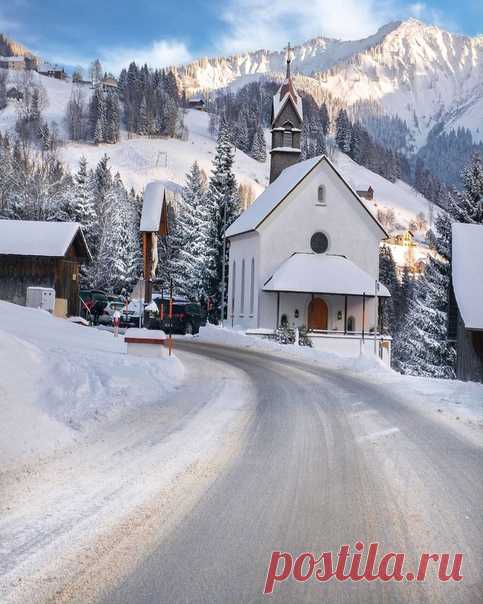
[148,297,205,335]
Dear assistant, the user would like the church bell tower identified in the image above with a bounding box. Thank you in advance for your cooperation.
[269,43,304,183]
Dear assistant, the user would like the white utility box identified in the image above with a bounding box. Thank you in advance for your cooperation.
[26,287,56,313]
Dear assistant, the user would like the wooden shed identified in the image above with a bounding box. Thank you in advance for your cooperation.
[0,220,91,317]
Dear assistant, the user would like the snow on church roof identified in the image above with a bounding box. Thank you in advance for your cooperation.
[263,253,390,297]
[140,181,165,232]
[0,220,90,258]
[452,223,483,330]
[225,155,387,238]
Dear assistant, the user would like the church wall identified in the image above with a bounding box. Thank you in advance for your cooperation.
[258,161,382,284]
[227,232,260,330]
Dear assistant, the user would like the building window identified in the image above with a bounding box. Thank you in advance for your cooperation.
[249,257,255,316]
[240,259,245,316]
[347,316,356,332]
[310,232,329,254]
[317,185,326,204]
[231,261,236,316]
[283,130,293,148]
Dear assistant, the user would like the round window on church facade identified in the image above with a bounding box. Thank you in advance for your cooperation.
[310,232,329,254]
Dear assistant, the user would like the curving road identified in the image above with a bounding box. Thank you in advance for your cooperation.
[104,340,483,604]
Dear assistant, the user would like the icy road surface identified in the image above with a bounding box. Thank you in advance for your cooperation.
[105,340,483,604]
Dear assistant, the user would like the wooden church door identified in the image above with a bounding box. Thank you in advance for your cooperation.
[308,298,328,331]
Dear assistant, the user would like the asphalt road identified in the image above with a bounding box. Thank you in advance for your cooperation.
[104,341,483,604]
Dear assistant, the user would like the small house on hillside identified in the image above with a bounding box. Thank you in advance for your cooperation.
[451,223,483,382]
[356,186,374,201]
[388,229,415,247]
[37,62,65,79]
[101,76,118,91]
[0,56,26,70]
[0,220,91,317]
[188,96,205,110]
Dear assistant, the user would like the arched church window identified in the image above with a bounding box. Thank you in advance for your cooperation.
[310,232,329,254]
[347,316,356,332]
[318,185,326,204]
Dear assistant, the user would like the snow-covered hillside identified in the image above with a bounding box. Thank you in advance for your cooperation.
[0,68,437,233]
[174,19,483,146]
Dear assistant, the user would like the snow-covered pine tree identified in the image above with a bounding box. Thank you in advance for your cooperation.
[396,210,456,378]
[0,72,6,110]
[448,153,483,224]
[319,102,330,136]
[94,174,140,292]
[250,124,267,162]
[72,157,97,241]
[335,109,352,153]
[206,120,240,319]
[379,244,400,335]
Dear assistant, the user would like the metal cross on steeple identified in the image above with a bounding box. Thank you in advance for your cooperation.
[285,42,293,79]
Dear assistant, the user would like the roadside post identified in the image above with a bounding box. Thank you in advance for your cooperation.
[374,280,379,354]
[168,281,173,356]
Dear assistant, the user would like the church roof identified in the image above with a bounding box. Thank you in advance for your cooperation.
[272,82,303,124]
[452,223,483,330]
[225,155,388,238]
[263,253,390,297]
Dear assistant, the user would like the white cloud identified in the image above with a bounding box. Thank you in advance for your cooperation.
[100,39,192,75]
[409,3,426,17]
[219,0,400,54]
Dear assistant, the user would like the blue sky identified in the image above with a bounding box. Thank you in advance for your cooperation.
[1,0,481,73]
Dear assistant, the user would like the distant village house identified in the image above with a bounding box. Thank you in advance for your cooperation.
[188,95,205,110]
[356,186,374,201]
[37,62,65,80]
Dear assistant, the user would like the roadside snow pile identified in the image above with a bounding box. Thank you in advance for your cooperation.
[198,324,386,373]
[0,301,183,468]
[198,324,483,428]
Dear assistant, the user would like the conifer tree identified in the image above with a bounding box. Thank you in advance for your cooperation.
[206,120,240,318]
[396,211,456,377]
[250,124,267,162]
[448,153,483,224]
[335,109,352,153]
[379,244,400,334]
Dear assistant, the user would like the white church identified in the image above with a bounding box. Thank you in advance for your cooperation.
[225,49,392,363]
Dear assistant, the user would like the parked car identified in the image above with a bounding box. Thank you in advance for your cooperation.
[151,297,205,335]
[98,301,128,325]
[80,290,109,321]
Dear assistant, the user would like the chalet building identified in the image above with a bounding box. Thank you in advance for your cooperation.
[101,76,118,91]
[0,220,91,317]
[225,49,392,363]
[37,62,65,79]
[451,223,483,382]
[187,96,205,110]
[388,229,415,247]
[0,56,26,70]
[356,186,374,201]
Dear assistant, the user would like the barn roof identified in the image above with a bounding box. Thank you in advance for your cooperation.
[452,223,483,330]
[225,155,387,238]
[0,220,91,259]
[263,253,390,297]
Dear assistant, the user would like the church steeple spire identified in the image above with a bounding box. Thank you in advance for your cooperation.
[269,42,303,183]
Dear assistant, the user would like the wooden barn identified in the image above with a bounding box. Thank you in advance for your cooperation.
[0,220,91,317]
[451,223,483,382]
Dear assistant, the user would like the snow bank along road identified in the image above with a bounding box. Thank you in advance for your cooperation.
[105,340,483,604]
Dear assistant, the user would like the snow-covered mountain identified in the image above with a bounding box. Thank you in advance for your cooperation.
[175,19,483,146]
